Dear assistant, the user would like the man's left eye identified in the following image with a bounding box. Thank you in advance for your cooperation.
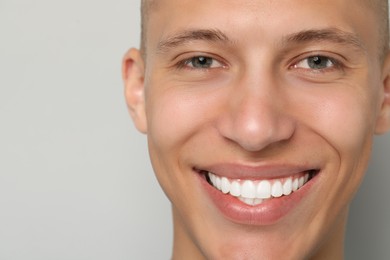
[294,56,336,70]
[184,56,223,69]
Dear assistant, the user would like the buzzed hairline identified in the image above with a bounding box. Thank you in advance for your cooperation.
[140,0,389,60]
[140,0,158,56]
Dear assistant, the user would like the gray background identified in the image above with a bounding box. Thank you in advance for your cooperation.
[0,0,388,259]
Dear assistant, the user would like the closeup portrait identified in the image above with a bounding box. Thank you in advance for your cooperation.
[1,0,390,259]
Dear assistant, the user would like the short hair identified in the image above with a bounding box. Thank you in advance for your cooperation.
[140,0,389,60]
[140,0,157,56]
[377,0,390,60]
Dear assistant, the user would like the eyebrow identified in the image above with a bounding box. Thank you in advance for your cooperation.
[156,27,366,54]
[156,29,231,53]
[283,28,366,51]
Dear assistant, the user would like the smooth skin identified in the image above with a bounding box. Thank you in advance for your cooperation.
[124,0,390,259]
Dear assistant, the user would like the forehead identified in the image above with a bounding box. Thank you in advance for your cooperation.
[144,0,379,13]
[145,0,375,22]
[145,0,378,55]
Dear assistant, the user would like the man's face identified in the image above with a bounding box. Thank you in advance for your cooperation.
[126,0,390,259]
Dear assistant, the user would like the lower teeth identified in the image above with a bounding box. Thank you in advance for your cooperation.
[238,197,265,206]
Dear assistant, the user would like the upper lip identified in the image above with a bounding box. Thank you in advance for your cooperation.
[195,163,319,180]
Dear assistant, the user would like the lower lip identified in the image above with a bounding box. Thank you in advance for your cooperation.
[196,171,318,226]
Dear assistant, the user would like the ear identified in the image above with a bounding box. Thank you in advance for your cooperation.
[122,48,147,133]
[375,53,390,134]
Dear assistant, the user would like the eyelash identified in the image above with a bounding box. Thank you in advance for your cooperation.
[175,56,225,70]
[290,54,344,72]
[174,54,344,73]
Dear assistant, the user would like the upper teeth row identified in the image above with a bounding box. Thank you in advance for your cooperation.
[208,172,310,200]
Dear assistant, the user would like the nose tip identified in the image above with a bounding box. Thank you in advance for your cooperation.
[217,95,295,152]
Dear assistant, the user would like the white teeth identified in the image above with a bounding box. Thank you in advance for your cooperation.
[298,176,305,188]
[241,180,256,199]
[207,171,313,206]
[254,198,263,205]
[230,181,241,197]
[221,177,230,194]
[292,178,299,191]
[216,176,222,190]
[256,180,271,199]
[238,197,264,206]
[283,178,292,196]
[304,173,309,183]
[271,181,283,198]
[210,174,216,185]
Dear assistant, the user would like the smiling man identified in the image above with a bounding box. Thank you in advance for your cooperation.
[123,0,390,259]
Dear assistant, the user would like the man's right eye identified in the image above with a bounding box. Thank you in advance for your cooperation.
[179,56,224,69]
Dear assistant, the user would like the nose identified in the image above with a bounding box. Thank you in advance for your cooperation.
[217,79,295,152]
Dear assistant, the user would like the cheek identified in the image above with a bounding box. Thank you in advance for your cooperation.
[302,86,377,161]
[144,91,199,200]
[147,96,200,152]
[146,86,223,154]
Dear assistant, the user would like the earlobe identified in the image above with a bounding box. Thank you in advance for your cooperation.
[122,48,148,133]
[375,53,390,134]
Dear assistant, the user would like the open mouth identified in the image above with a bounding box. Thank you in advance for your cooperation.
[197,169,319,206]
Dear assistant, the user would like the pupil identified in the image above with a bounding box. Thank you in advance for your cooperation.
[197,57,207,65]
[312,56,322,65]
[308,56,331,69]
[192,56,212,68]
